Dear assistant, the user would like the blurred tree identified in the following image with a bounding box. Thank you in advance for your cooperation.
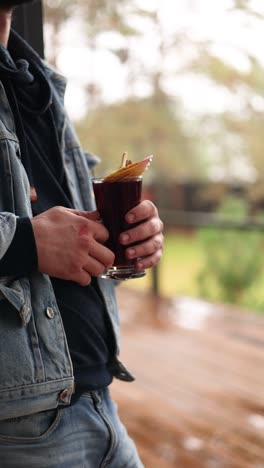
[147,1,264,181]
[44,0,153,107]
[190,48,264,180]
[76,96,204,181]
[44,1,148,69]
[43,0,264,182]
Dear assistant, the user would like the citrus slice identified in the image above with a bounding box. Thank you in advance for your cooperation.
[104,155,153,181]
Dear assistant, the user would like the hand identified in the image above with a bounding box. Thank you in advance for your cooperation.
[119,200,164,271]
[31,206,115,286]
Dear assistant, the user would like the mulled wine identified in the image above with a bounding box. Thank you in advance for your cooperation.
[92,177,146,280]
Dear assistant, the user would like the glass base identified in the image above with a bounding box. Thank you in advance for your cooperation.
[99,265,146,281]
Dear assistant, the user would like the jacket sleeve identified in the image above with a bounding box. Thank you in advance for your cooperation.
[0,216,38,276]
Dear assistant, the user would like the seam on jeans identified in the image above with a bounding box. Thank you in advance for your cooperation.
[91,393,118,468]
[0,408,63,443]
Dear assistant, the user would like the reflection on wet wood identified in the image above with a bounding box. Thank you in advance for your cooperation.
[111,288,264,468]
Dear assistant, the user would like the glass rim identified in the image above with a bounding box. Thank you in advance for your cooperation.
[92,175,143,183]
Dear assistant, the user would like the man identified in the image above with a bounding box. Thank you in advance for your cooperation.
[0,1,164,467]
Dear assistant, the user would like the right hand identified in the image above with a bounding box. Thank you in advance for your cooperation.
[31,206,114,286]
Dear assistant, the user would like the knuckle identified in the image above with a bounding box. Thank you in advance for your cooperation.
[147,200,157,214]
[157,249,163,261]
[54,205,64,215]
[79,221,90,236]
[78,235,91,249]
[158,233,164,249]
[153,237,161,250]
[50,205,64,221]
[149,218,158,234]
[146,258,154,269]
[51,205,60,211]
[144,199,153,209]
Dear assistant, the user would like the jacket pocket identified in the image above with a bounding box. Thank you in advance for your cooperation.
[0,276,31,325]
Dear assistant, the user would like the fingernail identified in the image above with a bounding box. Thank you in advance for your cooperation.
[127,213,135,223]
[121,233,130,243]
[128,248,136,257]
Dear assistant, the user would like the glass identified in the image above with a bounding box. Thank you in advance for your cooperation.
[92,176,146,280]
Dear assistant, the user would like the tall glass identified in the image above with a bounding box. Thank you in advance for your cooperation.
[92,176,146,280]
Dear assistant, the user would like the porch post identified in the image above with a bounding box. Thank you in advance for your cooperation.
[12,1,44,58]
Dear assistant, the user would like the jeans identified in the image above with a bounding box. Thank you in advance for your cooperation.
[0,388,144,468]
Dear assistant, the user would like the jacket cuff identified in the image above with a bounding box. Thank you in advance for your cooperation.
[0,217,38,276]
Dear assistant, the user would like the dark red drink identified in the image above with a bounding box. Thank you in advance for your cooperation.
[92,177,145,279]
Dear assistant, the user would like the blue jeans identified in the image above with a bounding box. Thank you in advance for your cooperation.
[0,388,144,468]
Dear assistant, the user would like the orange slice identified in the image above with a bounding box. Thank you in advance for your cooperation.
[104,155,153,182]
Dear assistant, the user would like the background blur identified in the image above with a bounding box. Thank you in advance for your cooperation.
[43,0,264,312]
[41,1,264,466]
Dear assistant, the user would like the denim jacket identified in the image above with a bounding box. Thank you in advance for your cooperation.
[0,61,132,421]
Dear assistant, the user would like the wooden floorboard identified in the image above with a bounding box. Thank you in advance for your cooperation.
[111,287,264,468]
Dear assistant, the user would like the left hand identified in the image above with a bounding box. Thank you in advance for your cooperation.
[119,200,164,271]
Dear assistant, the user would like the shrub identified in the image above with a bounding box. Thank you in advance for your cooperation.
[197,196,264,305]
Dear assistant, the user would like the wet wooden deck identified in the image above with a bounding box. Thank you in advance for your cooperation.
[111,287,264,468]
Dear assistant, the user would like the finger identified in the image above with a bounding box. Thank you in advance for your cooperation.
[67,208,101,221]
[78,219,110,243]
[125,200,157,224]
[74,270,92,287]
[135,249,163,271]
[79,210,101,221]
[126,233,164,260]
[89,241,115,268]
[91,222,110,243]
[83,256,108,277]
[120,217,163,245]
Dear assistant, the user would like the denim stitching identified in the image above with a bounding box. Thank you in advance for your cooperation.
[0,409,63,443]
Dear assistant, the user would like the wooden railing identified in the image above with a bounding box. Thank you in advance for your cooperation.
[159,209,264,231]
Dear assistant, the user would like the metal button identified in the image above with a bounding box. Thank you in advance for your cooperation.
[46,307,55,319]
[59,388,70,403]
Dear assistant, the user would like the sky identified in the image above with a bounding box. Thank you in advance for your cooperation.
[44,0,264,121]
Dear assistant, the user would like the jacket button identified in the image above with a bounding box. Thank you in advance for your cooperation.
[59,388,70,403]
[46,307,55,319]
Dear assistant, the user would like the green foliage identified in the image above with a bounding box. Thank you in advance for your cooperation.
[198,197,264,304]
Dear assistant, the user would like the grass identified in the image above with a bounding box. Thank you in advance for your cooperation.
[122,229,264,313]
[122,230,203,298]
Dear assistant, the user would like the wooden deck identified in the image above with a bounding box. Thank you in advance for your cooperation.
[111,287,264,468]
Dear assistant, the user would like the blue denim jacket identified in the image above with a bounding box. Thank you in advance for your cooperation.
[0,63,131,421]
